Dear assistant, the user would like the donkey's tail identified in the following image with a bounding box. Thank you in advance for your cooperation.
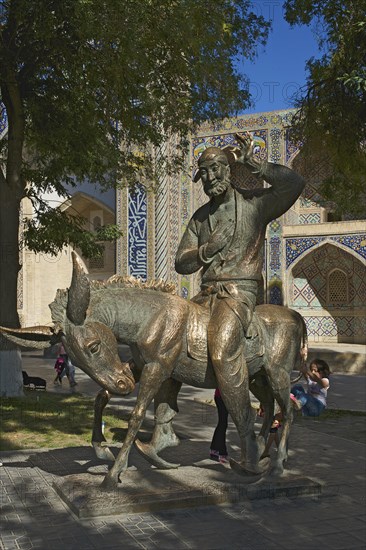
[291,314,308,384]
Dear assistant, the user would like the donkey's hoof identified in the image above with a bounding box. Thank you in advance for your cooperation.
[92,441,115,462]
[258,456,271,470]
[230,457,270,477]
[267,464,285,478]
[134,439,180,469]
[100,475,119,491]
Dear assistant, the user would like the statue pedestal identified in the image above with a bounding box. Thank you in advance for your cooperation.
[53,462,321,518]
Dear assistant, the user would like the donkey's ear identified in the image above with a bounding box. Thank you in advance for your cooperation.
[66,251,90,326]
[0,325,59,349]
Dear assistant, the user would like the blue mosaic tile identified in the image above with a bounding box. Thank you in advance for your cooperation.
[269,285,282,305]
[330,235,366,260]
[128,184,147,280]
[269,236,281,275]
[0,102,8,139]
[286,237,325,267]
[285,127,301,163]
[270,127,282,163]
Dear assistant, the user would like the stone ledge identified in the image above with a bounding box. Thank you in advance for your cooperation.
[53,465,321,518]
[307,349,366,375]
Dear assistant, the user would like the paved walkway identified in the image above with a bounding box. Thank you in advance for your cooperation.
[19,351,366,411]
[1,354,365,549]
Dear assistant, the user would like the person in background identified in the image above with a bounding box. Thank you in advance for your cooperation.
[53,356,65,385]
[67,358,77,387]
[260,408,282,458]
[291,358,331,416]
[209,388,229,463]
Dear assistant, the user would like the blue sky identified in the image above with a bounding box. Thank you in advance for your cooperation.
[239,5,320,114]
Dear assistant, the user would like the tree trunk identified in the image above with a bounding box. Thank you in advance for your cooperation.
[0,349,23,397]
[0,192,24,396]
[0,47,27,396]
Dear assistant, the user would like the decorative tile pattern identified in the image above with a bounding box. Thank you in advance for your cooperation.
[198,114,270,135]
[290,242,366,309]
[269,236,281,274]
[285,126,300,163]
[0,102,7,140]
[286,237,325,268]
[300,196,318,208]
[115,187,128,275]
[299,213,322,224]
[331,234,366,260]
[269,285,282,305]
[283,207,300,225]
[179,155,194,297]
[286,236,366,268]
[192,130,268,173]
[128,184,147,280]
[270,220,281,232]
[304,316,338,338]
[304,315,365,340]
[303,183,326,206]
[269,127,282,163]
[154,145,170,281]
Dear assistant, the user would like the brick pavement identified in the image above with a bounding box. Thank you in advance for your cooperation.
[1,355,365,549]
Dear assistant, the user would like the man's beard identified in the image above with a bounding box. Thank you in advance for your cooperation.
[204,178,230,197]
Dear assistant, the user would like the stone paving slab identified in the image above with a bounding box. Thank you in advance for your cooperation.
[1,364,365,549]
[3,413,362,545]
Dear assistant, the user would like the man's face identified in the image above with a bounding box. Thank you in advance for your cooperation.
[199,159,231,197]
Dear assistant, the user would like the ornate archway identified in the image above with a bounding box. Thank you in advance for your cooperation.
[286,241,366,343]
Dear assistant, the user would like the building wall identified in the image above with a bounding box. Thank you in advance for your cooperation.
[284,222,366,343]
[18,195,116,326]
[116,109,366,344]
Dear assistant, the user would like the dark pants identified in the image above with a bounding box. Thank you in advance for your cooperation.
[210,394,228,455]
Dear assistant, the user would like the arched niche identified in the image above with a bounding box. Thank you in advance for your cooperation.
[286,241,365,343]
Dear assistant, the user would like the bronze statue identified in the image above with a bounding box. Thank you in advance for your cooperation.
[1,251,307,489]
[176,131,305,472]
[0,133,308,489]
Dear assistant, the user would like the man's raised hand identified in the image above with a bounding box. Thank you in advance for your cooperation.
[235,132,255,164]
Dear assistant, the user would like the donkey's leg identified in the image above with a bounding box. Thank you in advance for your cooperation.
[249,379,274,457]
[266,368,294,478]
[101,361,168,490]
[92,389,115,461]
[135,378,182,469]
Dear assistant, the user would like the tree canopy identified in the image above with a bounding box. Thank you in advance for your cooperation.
[284,0,366,216]
[0,0,269,331]
[0,0,269,207]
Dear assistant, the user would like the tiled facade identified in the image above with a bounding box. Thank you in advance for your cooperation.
[116,109,365,343]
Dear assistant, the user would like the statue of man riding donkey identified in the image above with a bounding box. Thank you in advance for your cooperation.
[1,132,307,490]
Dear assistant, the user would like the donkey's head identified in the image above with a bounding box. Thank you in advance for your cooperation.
[0,252,135,396]
[64,320,135,395]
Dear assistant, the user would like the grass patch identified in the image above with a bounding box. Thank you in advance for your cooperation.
[0,390,128,451]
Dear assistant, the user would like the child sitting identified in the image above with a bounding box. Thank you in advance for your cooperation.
[291,358,331,416]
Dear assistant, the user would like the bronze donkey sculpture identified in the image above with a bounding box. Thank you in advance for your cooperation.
[1,252,307,489]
